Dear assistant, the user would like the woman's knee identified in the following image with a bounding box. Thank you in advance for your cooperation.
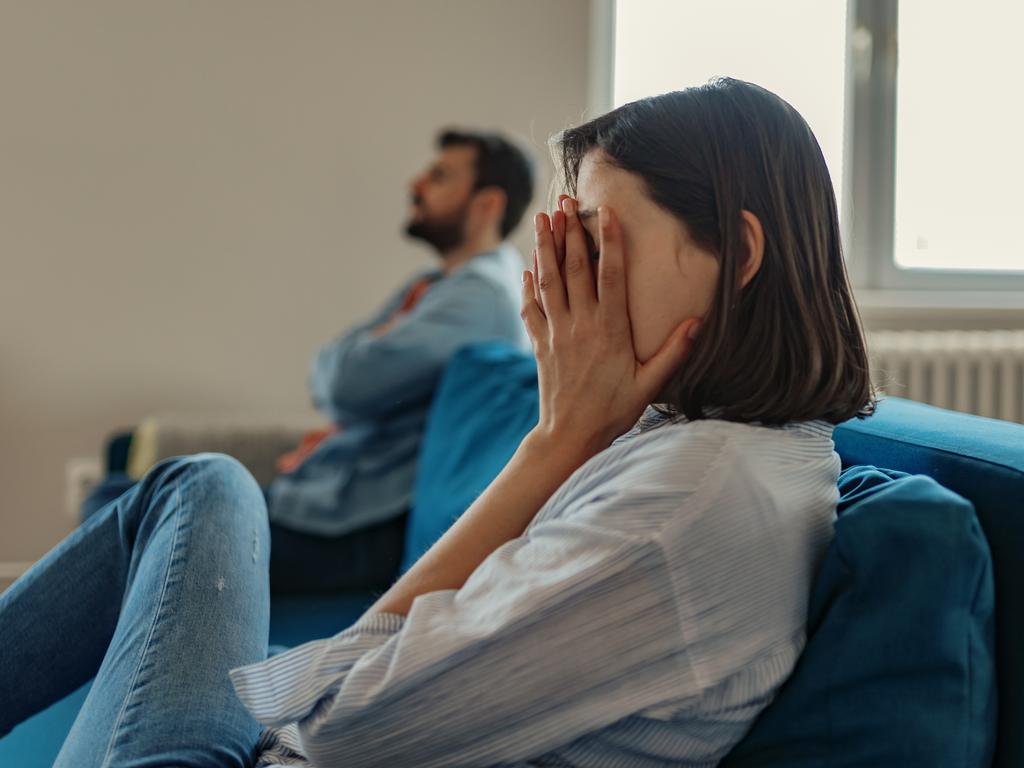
[180,453,260,494]
[138,453,268,536]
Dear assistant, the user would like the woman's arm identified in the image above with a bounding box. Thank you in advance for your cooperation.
[231,200,706,765]
[373,200,701,617]
[371,428,592,616]
[232,511,697,768]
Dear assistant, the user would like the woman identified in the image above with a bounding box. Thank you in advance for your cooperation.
[0,78,873,767]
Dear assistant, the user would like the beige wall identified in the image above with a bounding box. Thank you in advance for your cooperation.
[0,1,592,564]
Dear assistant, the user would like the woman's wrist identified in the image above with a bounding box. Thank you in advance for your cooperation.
[521,423,613,469]
[369,426,598,617]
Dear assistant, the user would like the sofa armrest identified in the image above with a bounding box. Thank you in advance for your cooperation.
[128,414,321,487]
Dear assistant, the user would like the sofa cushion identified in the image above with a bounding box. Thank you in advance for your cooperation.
[835,399,1024,768]
[721,465,997,767]
[401,343,539,572]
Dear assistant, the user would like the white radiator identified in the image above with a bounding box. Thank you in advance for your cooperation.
[868,330,1024,424]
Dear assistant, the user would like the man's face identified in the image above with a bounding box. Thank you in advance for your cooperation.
[405,144,478,253]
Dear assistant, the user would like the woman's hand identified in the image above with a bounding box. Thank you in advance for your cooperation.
[521,198,702,459]
[370,197,703,617]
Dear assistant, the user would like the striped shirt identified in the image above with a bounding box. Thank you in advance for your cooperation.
[231,407,840,767]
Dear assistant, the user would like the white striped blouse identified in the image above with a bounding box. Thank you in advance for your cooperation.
[231,407,840,767]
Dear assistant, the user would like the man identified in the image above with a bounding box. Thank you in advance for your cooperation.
[82,129,533,595]
[265,129,533,593]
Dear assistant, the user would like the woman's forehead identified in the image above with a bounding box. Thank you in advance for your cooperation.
[577,152,645,214]
[576,152,667,232]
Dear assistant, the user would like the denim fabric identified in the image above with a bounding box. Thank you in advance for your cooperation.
[81,472,137,520]
[83,474,408,595]
[0,454,270,767]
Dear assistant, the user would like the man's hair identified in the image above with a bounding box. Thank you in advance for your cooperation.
[556,78,875,426]
[438,129,534,238]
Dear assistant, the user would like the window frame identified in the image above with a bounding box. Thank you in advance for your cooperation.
[597,0,1024,295]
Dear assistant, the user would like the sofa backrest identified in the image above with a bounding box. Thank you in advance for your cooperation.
[402,343,539,573]
[835,398,1024,768]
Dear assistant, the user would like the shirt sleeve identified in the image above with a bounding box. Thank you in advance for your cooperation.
[308,272,506,422]
[230,519,698,768]
[306,274,426,418]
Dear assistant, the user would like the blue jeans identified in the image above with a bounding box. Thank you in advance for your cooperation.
[0,454,270,767]
[85,473,409,595]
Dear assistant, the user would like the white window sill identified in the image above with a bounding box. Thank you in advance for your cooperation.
[854,290,1024,328]
[856,289,1024,311]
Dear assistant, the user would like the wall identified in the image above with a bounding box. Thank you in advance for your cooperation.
[0,0,592,568]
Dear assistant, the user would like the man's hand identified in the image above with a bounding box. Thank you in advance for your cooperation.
[371,314,401,337]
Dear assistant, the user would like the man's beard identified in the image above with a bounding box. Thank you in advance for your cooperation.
[404,200,470,254]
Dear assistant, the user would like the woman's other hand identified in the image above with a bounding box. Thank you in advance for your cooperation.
[521,199,702,458]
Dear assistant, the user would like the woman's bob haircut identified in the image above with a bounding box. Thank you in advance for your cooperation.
[556,77,876,426]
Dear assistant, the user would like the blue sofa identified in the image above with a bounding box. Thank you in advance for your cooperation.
[2,342,1020,767]
[829,399,1020,767]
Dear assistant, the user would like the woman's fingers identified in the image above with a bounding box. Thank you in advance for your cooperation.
[560,197,597,314]
[595,206,631,340]
[552,207,567,269]
[534,212,568,318]
[520,270,548,349]
[532,250,543,311]
[554,193,572,270]
[637,317,702,401]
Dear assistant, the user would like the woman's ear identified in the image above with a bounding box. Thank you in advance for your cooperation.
[738,210,764,289]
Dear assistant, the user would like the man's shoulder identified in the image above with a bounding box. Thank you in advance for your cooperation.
[451,244,524,287]
[420,246,523,311]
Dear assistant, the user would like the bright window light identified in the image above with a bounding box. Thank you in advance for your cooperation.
[894,0,1024,272]
[614,0,848,214]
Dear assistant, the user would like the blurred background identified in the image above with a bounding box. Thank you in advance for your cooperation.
[2,0,1022,584]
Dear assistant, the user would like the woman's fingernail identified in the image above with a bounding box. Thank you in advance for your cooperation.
[687,322,701,340]
[563,198,575,216]
[598,206,608,229]
[534,213,544,234]
[522,270,529,285]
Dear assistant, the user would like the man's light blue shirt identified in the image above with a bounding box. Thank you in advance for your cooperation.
[266,244,528,537]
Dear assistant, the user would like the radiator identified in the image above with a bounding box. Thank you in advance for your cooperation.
[868,330,1024,424]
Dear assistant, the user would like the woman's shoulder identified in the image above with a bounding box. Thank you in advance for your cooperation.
[538,412,838,539]
[613,408,834,474]
[617,409,837,484]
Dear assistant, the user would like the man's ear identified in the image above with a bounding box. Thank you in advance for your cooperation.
[473,186,507,229]
[738,209,764,289]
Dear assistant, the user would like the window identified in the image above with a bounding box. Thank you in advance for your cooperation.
[614,0,847,216]
[893,0,1024,273]
[606,0,1024,292]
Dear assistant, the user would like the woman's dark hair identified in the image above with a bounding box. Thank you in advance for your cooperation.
[439,129,535,238]
[556,77,875,425]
